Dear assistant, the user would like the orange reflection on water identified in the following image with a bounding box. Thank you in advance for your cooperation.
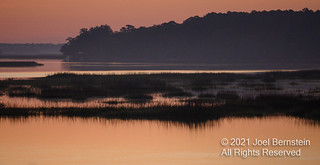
[0,69,297,79]
[0,116,319,165]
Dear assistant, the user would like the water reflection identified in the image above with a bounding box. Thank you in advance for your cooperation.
[0,116,319,165]
[0,59,63,72]
[62,61,320,71]
[1,116,319,129]
[2,58,320,78]
[3,58,319,78]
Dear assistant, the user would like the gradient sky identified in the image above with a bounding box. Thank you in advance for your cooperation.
[1,0,319,43]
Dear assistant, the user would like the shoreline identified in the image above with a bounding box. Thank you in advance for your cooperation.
[0,61,44,67]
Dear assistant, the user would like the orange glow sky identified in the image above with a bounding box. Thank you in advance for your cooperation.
[0,0,319,43]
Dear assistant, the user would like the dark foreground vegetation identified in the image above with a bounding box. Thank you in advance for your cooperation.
[0,61,43,67]
[61,9,320,64]
[0,70,320,122]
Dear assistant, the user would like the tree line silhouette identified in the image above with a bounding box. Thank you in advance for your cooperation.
[61,9,320,63]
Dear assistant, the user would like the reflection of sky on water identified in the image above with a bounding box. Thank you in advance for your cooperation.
[2,58,320,78]
[0,116,319,165]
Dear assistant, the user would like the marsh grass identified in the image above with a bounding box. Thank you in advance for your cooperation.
[1,94,319,122]
[124,94,153,103]
[198,93,215,98]
[162,87,193,98]
[1,70,320,122]
[7,86,39,97]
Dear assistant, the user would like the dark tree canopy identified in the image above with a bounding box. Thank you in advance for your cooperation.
[61,9,320,64]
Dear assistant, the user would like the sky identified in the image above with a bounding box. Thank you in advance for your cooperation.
[0,0,319,43]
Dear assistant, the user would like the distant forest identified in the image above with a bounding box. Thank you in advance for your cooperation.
[61,9,320,63]
[0,43,62,55]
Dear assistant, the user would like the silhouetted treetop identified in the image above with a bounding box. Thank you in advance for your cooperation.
[61,9,320,63]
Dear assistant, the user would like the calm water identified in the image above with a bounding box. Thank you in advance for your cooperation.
[2,59,320,78]
[1,59,320,164]
[0,116,319,165]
